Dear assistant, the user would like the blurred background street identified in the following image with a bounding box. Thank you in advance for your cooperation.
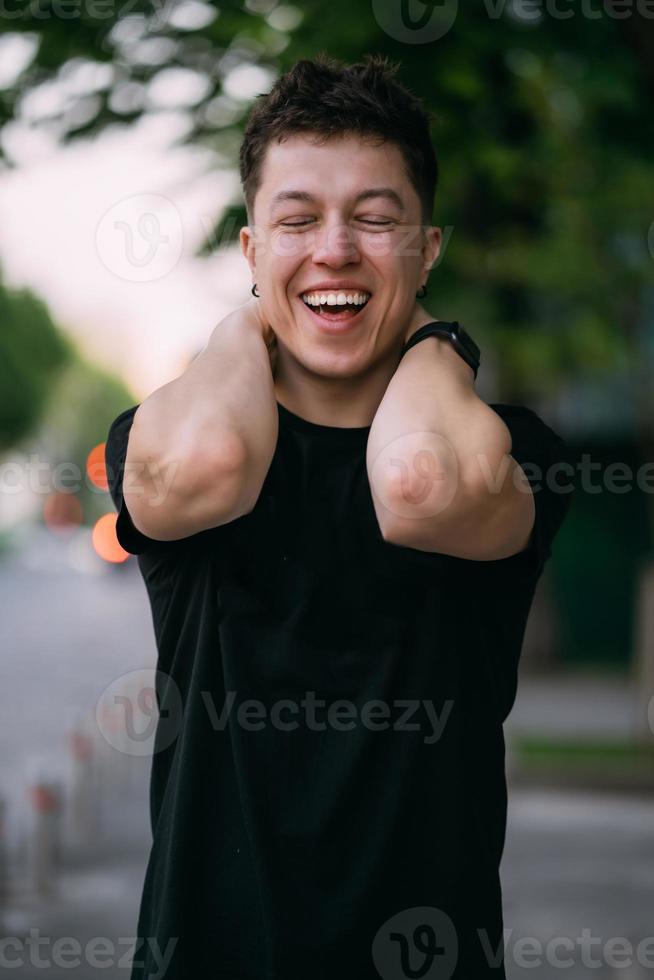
[1,0,653,975]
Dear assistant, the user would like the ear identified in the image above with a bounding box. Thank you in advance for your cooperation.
[240,225,256,278]
[422,225,442,275]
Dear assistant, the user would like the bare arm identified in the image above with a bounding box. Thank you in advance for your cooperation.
[366,303,535,561]
[123,298,278,541]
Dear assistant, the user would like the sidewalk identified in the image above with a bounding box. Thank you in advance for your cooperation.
[0,788,151,979]
[508,669,641,739]
[506,670,654,793]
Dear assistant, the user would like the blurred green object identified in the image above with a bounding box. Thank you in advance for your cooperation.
[0,267,134,530]
[43,352,135,526]
[551,438,652,666]
[0,274,71,452]
[517,735,654,764]
[513,735,654,792]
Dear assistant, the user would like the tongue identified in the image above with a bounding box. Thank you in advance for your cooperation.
[319,302,360,319]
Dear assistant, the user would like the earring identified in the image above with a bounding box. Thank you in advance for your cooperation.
[416,284,427,299]
[251,283,259,297]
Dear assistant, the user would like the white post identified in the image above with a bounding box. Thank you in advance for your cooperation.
[26,761,61,899]
[634,559,654,744]
[64,713,100,853]
[0,797,8,927]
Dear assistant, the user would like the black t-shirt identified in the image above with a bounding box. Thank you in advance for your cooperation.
[105,399,575,980]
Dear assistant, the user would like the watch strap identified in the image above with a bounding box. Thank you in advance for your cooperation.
[400,320,480,380]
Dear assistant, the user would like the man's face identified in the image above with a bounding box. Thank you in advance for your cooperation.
[240,133,441,377]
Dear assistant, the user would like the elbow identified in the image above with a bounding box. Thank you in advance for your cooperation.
[370,449,460,543]
[123,432,252,540]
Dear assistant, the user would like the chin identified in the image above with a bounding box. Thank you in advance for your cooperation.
[290,343,367,379]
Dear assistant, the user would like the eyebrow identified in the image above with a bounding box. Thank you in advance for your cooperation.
[269,187,407,216]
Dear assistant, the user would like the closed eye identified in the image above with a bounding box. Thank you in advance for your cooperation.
[280,218,395,227]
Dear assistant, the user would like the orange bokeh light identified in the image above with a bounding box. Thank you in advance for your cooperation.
[43,491,83,532]
[93,513,129,564]
[86,442,108,491]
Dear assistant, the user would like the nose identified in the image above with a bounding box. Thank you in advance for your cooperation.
[310,216,361,267]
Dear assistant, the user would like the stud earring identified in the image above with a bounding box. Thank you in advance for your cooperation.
[416,284,428,299]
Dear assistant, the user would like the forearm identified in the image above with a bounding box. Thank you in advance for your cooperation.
[126,312,278,536]
[366,336,512,531]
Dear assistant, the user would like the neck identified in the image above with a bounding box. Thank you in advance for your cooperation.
[273,346,401,429]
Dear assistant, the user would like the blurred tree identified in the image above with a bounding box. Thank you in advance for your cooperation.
[42,352,135,525]
[0,267,134,527]
[0,271,71,450]
[1,1,652,505]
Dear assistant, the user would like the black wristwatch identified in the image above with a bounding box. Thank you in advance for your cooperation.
[400,320,481,380]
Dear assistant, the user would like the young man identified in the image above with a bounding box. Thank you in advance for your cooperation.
[106,54,574,980]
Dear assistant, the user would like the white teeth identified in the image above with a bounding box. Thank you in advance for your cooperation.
[301,290,371,307]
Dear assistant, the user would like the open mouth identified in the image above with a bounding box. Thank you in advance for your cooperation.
[300,291,371,322]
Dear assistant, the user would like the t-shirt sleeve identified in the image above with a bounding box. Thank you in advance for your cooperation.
[104,404,169,556]
[493,403,576,577]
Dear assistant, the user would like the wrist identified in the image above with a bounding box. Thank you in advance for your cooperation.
[207,311,266,357]
[401,332,476,387]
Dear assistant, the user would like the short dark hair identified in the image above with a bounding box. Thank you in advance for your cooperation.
[239,53,438,226]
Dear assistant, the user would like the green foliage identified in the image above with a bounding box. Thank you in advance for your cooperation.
[0,271,133,530]
[43,352,135,525]
[1,1,653,401]
[0,278,71,451]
